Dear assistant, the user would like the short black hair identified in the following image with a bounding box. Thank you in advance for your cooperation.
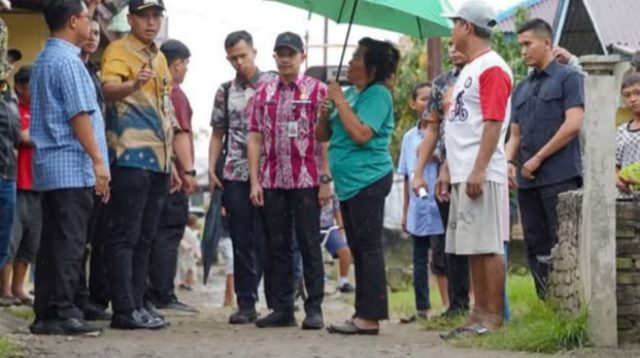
[43,0,86,32]
[14,65,32,86]
[161,39,191,66]
[225,30,253,49]
[622,73,640,91]
[412,82,432,101]
[358,37,400,86]
[517,18,553,39]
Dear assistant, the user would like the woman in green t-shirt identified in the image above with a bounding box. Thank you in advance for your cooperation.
[316,38,399,335]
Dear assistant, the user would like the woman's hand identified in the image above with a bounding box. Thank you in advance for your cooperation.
[327,80,345,103]
[318,99,332,120]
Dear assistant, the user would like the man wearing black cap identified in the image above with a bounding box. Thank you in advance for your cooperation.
[101,0,194,330]
[247,32,330,330]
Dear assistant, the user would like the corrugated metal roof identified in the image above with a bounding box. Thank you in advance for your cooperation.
[583,0,640,50]
[497,0,561,33]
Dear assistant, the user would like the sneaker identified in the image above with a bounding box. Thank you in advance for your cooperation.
[155,299,198,315]
[338,283,355,293]
[111,310,164,330]
[255,311,297,328]
[139,308,169,328]
[83,302,111,321]
[229,308,259,324]
[29,319,64,335]
[301,312,324,330]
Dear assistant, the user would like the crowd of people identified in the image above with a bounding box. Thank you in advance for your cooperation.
[0,0,636,342]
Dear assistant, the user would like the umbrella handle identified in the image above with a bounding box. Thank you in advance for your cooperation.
[336,0,359,82]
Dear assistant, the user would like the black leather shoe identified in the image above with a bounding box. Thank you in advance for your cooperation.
[29,319,64,335]
[255,311,297,328]
[229,308,259,324]
[57,318,102,335]
[301,312,324,330]
[83,302,111,321]
[110,311,164,330]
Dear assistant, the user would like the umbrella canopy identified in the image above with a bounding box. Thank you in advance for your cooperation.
[267,0,453,38]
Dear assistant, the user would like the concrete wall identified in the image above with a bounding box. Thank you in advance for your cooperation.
[551,191,640,345]
[4,12,49,69]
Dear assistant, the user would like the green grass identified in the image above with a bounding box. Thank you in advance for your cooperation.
[4,306,34,321]
[388,274,591,353]
[0,337,23,358]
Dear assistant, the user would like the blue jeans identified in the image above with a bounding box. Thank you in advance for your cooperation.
[0,178,16,267]
[412,235,431,312]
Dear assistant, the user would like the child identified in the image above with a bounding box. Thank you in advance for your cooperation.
[218,207,235,307]
[616,73,640,198]
[179,214,202,291]
[398,82,446,323]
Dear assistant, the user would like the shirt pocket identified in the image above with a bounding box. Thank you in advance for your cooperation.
[536,87,564,122]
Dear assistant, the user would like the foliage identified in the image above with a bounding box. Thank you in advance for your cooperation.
[390,8,530,162]
[0,337,23,358]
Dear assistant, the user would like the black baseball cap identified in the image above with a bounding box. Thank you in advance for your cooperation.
[274,32,304,53]
[129,0,165,14]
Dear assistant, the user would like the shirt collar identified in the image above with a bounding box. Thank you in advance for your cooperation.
[234,69,263,89]
[48,38,82,56]
[277,73,304,90]
[124,33,159,55]
[533,59,560,78]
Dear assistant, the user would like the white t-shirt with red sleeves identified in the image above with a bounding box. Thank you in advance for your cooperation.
[444,50,513,185]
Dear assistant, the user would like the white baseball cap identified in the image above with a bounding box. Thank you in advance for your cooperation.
[441,0,497,32]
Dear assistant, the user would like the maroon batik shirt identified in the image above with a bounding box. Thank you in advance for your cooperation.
[248,74,327,189]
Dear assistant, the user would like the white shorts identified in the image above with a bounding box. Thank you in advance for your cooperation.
[446,181,508,255]
[219,237,234,275]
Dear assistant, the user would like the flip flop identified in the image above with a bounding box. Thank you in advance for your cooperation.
[440,323,490,340]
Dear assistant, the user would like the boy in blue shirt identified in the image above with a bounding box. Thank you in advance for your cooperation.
[398,82,445,322]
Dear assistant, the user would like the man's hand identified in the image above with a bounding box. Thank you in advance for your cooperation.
[508,162,518,190]
[134,64,154,91]
[250,182,264,207]
[553,47,574,65]
[318,182,332,207]
[208,167,223,193]
[435,165,451,203]
[170,165,182,194]
[93,161,110,203]
[412,172,427,197]
[465,168,486,200]
[521,155,542,181]
[401,214,408,234]
[182,174,198,194]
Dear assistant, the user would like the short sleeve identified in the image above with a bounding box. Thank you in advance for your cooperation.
[248,84,266,133]
[101,44,131,84]
[59,60,96,121]
[172,88,191,132]
[510,83,524,125]
[210,84,227,129]
[616,124,627,167]
[562,70,585,112]
[355,85,392,133]
[397,132,410,176]
[479,66,512,122]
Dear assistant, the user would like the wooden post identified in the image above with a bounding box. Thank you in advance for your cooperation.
[580,54,620,347]
[426,38,441,81]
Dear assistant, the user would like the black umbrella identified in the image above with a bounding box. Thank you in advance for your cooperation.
[200,189,224,285]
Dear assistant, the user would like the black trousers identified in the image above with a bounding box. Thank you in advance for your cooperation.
[106,167,169,314]
[148,191,189,304]
[518,178,580,299]
[262,187,324,315]
[76,195,111,312]
[34,188,93,321]
[437,200,470,312]
[223,181,265,310]
[340,173,392,321]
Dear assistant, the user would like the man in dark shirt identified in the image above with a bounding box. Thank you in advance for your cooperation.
[506,19,585,300]
[147,39,198,314]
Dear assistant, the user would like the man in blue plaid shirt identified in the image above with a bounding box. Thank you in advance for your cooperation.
[29,0,110,336]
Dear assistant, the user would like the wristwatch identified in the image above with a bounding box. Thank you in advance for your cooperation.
[184,169,197,177]
[320,174,333,184]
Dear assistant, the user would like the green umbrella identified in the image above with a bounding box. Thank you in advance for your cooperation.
[267,0,453,78]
